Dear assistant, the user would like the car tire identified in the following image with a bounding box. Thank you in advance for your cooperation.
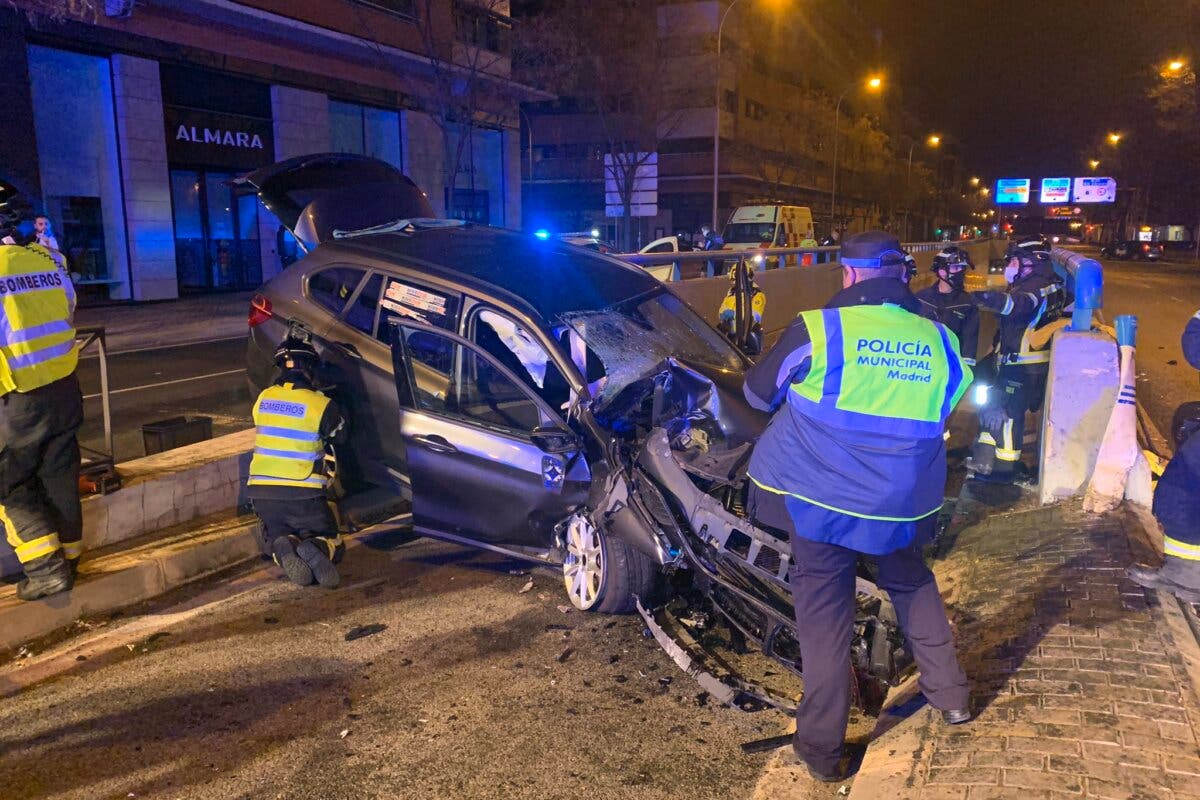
[562,511,658,614]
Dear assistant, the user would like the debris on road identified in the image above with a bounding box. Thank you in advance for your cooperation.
[739,734,792,754]
[556,604,571,614]
[344,623,387,642]
[338,729,350,739]
[556,647,574,663]
[519,579,534,594]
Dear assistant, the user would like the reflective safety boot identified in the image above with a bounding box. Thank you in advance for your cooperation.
[296,538,340,589]
[1127,556,1200,603]
[272,535,314,587]
[17,558,75,601]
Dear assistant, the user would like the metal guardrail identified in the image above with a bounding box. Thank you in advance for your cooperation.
[1050,247,1103,331]
[619,239,989,282]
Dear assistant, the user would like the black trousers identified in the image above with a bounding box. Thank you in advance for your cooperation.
[250,494,342,562]
[974,363,1047,476]
[750,486,969,774]
[0,374,83,574]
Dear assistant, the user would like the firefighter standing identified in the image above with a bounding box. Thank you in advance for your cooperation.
[0,216,83,601]
[744,231,973,782]
[969,237,1066,481]
[915,246,980,366]
[1127,310,1200,601]
[718,259,766,353]
[248,337,347,589]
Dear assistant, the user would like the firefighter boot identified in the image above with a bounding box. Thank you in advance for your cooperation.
[296,537,340,589]
[17,557,74,601]
[1127,555,1200,603]
[272,535,314,587]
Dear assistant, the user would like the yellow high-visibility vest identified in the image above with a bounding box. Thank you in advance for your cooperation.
[247,382,331,490]
[0,244,77,394]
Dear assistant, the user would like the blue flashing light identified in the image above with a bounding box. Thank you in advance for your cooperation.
[534,229,550,240]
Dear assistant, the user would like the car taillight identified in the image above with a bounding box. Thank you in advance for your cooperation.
[249,293,273,327]
[1142,243,1150,251]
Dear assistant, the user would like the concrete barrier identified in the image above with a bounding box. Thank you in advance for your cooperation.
[0,430,254,579]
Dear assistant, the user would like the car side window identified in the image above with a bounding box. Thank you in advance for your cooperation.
[377,277,461,343]
[394,326,552,436]
[343,273,383,336]
[308,267,366,317]
[647,241,673,253]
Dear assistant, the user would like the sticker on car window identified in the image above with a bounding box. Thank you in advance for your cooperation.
[385,280,447,316]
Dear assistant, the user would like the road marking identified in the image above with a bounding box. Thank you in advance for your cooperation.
[81,367,246,400]
[77,334,248,359]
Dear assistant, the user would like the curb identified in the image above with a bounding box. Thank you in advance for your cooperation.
[0,513,261,653]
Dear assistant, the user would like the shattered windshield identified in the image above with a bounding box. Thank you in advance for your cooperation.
[559,288,745,401]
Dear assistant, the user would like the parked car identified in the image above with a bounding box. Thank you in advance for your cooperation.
[1100,240,1163,261]
[558,230,615,254]
[636,234,694,281]
[722,205,816,268]
[241,155,912,712]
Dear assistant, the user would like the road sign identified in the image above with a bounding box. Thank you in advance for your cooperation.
[996,178,1031,204]
[1039,177,1071,204]
[1072,176,1117,203]
[604,152,658,217]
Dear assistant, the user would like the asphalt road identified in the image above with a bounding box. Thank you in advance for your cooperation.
[0,533,864,800]
[1089,254,1200,445]
[76,336,253,463]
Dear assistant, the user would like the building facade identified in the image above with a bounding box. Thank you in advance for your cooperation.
[517,0,952,246]
[1,0,535,304]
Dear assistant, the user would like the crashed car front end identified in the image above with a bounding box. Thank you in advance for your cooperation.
[584,359,915,713]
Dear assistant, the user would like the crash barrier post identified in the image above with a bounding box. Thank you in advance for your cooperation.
[1083,315,1150,512]
[1039,249,1120,505]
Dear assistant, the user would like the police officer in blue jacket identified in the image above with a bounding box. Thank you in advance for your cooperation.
[744,231,973,782]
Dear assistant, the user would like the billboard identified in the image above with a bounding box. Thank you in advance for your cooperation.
[995,178,1031,204]
[1072,176,1117,203]
[1039,177,1071,204]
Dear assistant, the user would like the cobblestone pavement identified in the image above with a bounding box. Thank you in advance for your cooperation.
[849,494,1200,800]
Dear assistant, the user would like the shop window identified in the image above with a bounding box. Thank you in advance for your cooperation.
[27,46,129,303]
[308,267,366,318]
[445,189,490,225]
[330,101,402,169]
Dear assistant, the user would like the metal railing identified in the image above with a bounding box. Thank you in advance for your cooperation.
[75,325,114,470]
[1050,247,1103,331]
[618,239,991,282]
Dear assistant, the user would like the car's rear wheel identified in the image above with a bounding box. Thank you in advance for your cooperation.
[562,511,657,614]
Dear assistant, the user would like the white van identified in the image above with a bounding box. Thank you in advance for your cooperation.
[722,205,816,267]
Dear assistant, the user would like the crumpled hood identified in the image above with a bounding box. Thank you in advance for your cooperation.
[593,358,766,447]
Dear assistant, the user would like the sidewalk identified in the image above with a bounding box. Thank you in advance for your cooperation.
[849,487,1200,800]
[75,291,253,353]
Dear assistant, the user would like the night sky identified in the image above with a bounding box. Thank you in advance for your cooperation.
[874,0,1177,181]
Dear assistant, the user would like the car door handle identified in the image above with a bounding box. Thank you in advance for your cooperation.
[410,434,459,455]
[334,341,361,359]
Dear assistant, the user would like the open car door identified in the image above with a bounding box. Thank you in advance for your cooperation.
[233,154,433,254]
[388,321,590,552]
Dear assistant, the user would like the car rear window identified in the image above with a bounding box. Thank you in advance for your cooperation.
[308,267,365,317]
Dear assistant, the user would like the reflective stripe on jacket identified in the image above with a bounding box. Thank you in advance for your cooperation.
[0,244,77,395]
[247,383,332,490]
[747,301,973,545]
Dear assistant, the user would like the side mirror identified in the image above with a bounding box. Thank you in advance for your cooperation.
[531,425,581,454]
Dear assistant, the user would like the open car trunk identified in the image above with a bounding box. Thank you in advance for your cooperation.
[233,154,433,253]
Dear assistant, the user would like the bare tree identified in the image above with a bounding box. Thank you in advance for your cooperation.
[412,0,526,218]
[7,0,104,21]
[519,0,685,250]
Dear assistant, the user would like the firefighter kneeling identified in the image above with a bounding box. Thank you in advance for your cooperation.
[247,337,347,588]
[969,237,1066,482]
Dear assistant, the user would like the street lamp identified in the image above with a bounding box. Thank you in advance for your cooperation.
[1168,59,1186,72]
[902,132,940,241]
[830,73,884,234]
[1107,132,1122,145]
[1089,159,1101,170]
[711,0,785,232]
[969,176,980,187]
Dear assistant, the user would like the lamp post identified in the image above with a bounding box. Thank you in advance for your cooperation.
[903,133,939,241]
[711,0,749,233]
[829,75,882,236]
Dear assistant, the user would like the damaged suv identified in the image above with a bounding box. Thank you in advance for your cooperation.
[243,155,912,709]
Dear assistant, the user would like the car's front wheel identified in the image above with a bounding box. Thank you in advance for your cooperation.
[562,511,657,614]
